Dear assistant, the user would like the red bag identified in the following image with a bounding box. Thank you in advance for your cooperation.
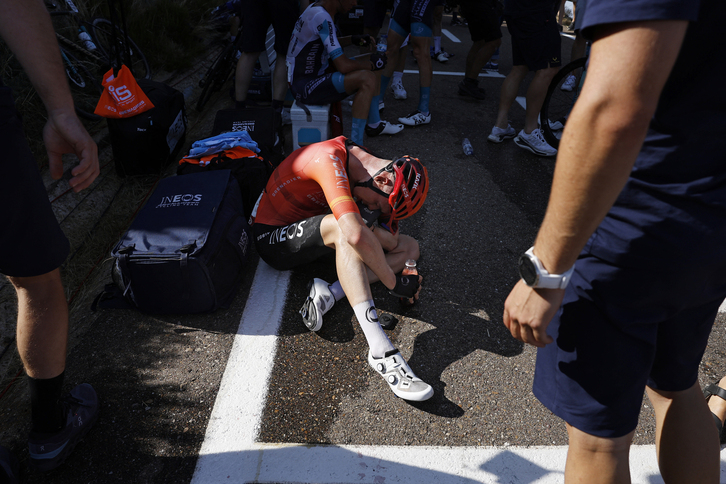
[94,65,154,118]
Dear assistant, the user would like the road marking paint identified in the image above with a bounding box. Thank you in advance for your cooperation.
[403,69,505,78]
[194,262,726,483]
[441,29,461,43]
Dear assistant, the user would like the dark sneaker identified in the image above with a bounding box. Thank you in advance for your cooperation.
[458,79,486,100]
[365,120,404,137]
[28,383,99,472]
[0,445,18,484]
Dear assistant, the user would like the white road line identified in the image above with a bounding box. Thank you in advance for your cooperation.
[194,262,726,483]
[441,29,461,43]
[402,69,505,78]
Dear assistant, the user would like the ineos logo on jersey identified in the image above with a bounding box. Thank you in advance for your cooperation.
[156,194,203,208]
[269,220,308,244]
[365,307,379,323]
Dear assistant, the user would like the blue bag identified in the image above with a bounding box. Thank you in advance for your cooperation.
[94,170,251,314]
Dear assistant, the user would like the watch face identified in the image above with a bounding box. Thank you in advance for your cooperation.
[518,255,538,286]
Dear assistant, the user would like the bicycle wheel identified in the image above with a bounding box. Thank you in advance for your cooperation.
[91,17,151,80]
[196,43,236,111]
[50,11,107,74]
[60,48,103,121]
[540,56,587,149]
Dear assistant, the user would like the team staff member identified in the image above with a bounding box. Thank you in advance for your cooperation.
[251,136,433,401]
[287,0,404,145]
[503,0,725,481]
[0,0,100,476]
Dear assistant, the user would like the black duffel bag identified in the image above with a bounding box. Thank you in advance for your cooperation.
[93,170,251,314]
[107,79,187,177]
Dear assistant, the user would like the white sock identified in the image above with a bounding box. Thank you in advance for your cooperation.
[329,281,346,301]
[434,36,442,53]
[392,71,403,83]
[353,301,395,359]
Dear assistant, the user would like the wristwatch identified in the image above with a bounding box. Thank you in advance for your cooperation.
[518,247,574,289]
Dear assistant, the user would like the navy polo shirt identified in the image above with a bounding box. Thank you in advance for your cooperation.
[579,0,726,268]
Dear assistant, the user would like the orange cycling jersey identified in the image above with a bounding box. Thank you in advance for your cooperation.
[253,136,359,226]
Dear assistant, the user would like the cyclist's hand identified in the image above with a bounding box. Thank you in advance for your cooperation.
[389,273,420,299]
[370,51,387,71]
[351,34,373,47]
[44,108,99,192]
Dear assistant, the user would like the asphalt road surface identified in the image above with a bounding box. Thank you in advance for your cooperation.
[1,18,726,484]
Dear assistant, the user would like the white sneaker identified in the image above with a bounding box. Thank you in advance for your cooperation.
[398,110,431,126]
[368,350,434,401]
[514,128,557,157]
[561,74,577,92]
[435,51,449,63]
[391,79,407,100]
[487,124,516,143]
[299,278,335,331]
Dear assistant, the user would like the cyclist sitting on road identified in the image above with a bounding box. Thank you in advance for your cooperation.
[250,136,433,402]
[287,0,404,146]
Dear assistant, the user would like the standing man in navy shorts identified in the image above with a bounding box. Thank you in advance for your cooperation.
[0,0,100,477]
[487,0,560,156]
[503,0,725,481]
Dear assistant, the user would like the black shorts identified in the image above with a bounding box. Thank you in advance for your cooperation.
[253,215,334,271]
[460,0,502,43]
[290,72,349,106]
[0,87,69,277]
[506,10,562,70]
[391,0,436,33]
[364,0,389,29]
[239,0,298,54]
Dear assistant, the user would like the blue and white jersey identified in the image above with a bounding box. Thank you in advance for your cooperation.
[286,4,343,83]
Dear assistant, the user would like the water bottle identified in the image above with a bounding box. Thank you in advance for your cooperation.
[400,259,418,307]
[78,27,96,51]
[377,35,387,53]
[462,138,473,156]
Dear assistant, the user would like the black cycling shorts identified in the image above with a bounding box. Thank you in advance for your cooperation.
[253,214,334,271]
[391,0,436,33]
[460,0,502,43]
[364,0,389,29]
[506,10,562,70]
[0,87,69,277]
[239,0,299,54]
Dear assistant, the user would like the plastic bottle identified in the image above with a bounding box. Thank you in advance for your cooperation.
[377,35,387,53]
[400,259,417,307]
[78,27,96,51]
[462,138,473,156]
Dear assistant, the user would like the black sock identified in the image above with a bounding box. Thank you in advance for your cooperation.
[235,100,246,110]
[464,77,478,86]
[271,99,284,112]
[28,372,65,434]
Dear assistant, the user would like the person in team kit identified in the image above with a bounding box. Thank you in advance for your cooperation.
[287,0,404,145]
[251,136,433,401]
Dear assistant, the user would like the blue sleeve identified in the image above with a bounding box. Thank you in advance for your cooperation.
[319,18,344,60]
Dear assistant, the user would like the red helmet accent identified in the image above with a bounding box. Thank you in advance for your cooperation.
[387,155,429,220]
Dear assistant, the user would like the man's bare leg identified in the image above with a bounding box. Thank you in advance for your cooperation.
[565,424,634,484]
[646,383,719,484]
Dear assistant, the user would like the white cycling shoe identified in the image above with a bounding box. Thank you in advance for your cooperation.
[299,278,335,332]
[368,350,434,401]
